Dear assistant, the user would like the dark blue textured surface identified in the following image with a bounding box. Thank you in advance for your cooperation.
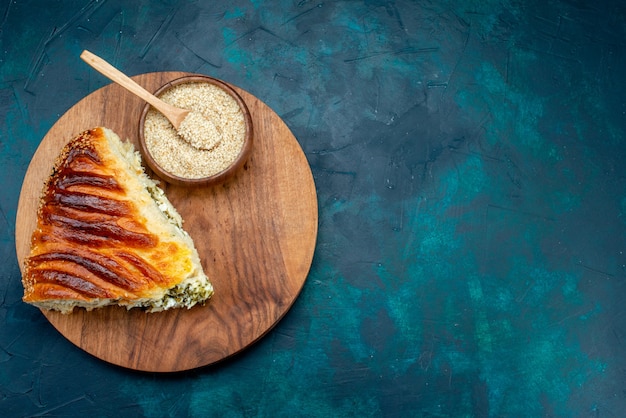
[2,0,626,416]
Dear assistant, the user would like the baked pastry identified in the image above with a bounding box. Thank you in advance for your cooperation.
[22,127,213,313]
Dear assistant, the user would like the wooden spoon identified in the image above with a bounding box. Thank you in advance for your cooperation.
[80,50,221,150]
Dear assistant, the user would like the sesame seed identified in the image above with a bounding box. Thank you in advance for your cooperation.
[177,110,222,150]
[144,82,246,179]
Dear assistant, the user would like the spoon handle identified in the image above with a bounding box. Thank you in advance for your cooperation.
[80,50,185,127]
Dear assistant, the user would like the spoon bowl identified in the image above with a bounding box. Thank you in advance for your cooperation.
[138,75,253,187]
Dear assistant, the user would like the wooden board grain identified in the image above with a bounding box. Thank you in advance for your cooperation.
[14,72,318,372]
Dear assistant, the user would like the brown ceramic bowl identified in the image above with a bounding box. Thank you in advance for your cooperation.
[138,75,253,187]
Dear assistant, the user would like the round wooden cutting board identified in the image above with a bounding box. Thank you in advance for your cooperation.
[14,72,318,372]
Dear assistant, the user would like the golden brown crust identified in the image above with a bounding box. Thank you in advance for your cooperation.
[22,127,195,308]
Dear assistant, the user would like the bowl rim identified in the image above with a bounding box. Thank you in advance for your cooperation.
[138,74,253,187]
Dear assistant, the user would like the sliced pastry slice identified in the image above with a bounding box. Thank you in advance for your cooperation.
[22,127,213,314]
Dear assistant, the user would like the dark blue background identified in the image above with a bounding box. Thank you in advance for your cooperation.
[2,0,626,416]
